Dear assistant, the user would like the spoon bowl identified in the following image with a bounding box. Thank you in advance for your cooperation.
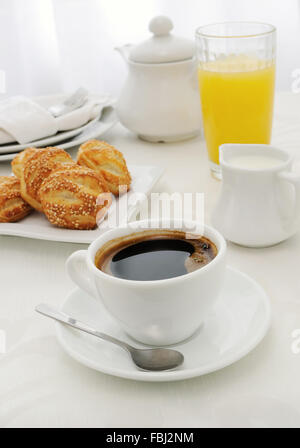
[130,348,184,371]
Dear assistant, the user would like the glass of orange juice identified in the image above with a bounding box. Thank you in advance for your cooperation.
[196,22,276,179]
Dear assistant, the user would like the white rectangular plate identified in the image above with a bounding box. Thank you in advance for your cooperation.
[0,165,163,244]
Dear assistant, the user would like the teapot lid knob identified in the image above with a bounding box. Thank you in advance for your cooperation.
[149,16,173,36]
[128,15,193,63]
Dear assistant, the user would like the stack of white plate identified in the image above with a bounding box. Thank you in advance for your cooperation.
[0,94,118,162]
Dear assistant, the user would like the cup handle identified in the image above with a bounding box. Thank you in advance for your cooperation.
[278,171,300,227]
[66,250,97,298]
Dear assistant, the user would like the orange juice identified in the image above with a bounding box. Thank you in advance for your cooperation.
[198,56,275,165]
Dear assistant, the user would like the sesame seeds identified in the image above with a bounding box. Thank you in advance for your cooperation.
[23,147,75,203]
[0,175,32,222]
[10,142,131,229]
[40,166,109,230]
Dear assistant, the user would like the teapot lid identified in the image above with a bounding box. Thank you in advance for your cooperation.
[129,16,194,63]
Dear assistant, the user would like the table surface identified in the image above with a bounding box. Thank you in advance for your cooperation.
[0,92,300,428]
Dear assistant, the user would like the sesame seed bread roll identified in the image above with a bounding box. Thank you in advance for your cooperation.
[77,140,131,195]
[21,147,76,211]
[11,147,40,179]
[39,167,111,230]
[0,176,32,222]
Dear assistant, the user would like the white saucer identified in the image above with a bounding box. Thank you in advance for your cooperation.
[56,267,271,382]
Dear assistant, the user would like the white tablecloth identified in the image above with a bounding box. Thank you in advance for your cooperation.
[0,92,300,428]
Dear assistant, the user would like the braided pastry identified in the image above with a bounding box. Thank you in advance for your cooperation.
[21,147,76,211]
[11,147,40,179]
[0,176,32,222]
[39,167,111,230]
[77,140,131,195]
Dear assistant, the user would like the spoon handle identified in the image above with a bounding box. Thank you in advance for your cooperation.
[35,303,132,352]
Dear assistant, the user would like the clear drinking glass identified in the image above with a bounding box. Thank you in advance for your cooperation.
[196,22,276,179]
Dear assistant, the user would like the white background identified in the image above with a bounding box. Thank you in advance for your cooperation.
[0,0,300,97]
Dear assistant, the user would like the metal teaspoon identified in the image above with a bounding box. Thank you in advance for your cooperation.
[35,303,184,372]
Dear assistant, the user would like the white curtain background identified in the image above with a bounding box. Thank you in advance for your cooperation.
[0,0,299,98]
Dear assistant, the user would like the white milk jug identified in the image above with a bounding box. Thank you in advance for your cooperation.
[211,144,300,247]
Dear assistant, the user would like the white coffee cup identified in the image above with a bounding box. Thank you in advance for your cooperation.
[212,144,300,247]
[66,220,227,346]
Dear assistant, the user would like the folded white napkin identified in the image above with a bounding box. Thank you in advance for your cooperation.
[56,100,102,131]
[0,96,57,144]
[0,95,107,145]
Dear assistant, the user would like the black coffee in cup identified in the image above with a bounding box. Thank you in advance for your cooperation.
[95,229,217,281]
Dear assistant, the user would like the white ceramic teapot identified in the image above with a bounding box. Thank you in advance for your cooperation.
[115,16,202,142]
[211,144,300,247]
